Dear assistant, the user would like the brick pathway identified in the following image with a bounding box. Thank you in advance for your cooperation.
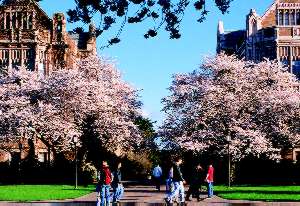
[1,185,300,206]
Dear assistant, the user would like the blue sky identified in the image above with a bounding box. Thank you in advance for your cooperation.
[40,0,274,127]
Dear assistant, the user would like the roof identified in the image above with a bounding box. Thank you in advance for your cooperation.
[223,30,246,47]
[1,0,52,21]
[68,32,91,50]
[2,0,30,5]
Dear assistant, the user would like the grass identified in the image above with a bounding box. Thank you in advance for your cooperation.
[215,185,300,201]
[0,185,95,201]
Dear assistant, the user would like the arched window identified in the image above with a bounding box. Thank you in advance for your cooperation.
[285,11,289,25]
[279,10,284,25]
[290,11,295,25]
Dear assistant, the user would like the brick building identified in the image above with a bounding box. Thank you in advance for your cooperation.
[0,0,97,164]
[217,0,300,79]
[217,0,300,161]
[0,0,97,76]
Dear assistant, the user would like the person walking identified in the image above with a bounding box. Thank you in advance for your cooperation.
[152,164,162,191]
[165,157,185,205]
[96,160,113,206]
[186,164,204,201]
[165,166,173,193]
[111,162,124,203]
[205,164,214,198]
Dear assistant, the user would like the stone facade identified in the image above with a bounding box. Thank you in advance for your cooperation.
[0,0,97,163]
[0,0,97,76]
[217,0,300,79]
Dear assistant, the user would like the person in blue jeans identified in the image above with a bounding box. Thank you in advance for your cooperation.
[111,162,124,203]
[96,161,112,206]
[205,164,214,198]
[165,157,185,205]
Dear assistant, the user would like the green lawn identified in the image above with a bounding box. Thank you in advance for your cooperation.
[215,185,300,201]
[0,185,95,201]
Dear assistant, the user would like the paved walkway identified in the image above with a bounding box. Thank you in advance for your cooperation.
[1,185,300,206]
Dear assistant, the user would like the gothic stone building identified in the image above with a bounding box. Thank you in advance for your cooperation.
[0,0,97,76]
[0,0,97,164]
[217,0,300,161]
[217,0,300,79]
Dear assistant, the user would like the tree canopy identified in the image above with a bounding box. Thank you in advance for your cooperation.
[63,0,233,47]
[161,54,300,160]
[0,56,143,153]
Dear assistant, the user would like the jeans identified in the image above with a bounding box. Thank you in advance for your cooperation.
[166,181,184,202]
[207,182,213,197]
[166,178,173,192]
[112,184,124,202]
[96,184,111,206]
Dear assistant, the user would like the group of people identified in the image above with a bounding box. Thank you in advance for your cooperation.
[96,161,124,206]
[152,157,214,204]
[96,158,214,206]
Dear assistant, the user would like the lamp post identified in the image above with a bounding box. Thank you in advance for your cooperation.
[227,136,231,188]
[72,136,79,189]
[18,142,23,183]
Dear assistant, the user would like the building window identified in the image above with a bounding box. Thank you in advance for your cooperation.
[285,11,289,25]
[292,61,300,79]
[28,14,33,29]
[290,11,295,25]
[17,12,22,29]
[247,49,251,60]
[297,10,300,25]
[0,49,9,70]
[23,13,27,29]
[6,13,10,29]
[12,50,21,69]
[279,10,284,25]
[10,152,21,167]
[38,152,48,162]
[0,14,4,29]
[264,28,274,38]
[12,12,16,29]
[23,49,35,71]
[281,60,289,68]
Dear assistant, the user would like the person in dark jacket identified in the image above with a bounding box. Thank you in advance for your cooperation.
[186,164,204,201]
[96,160,112,206]
[165,157,185,204]
[111,162,124,203]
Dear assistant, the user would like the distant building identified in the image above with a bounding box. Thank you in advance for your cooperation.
[0,0,97,76]
[217,0,300,161]
[0,0,97,164]
[217,0,300,79]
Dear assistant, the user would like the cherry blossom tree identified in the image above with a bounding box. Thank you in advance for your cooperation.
[161,54,300,160]
[0,56,142,154]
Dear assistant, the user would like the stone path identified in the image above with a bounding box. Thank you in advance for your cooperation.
[1,185,300,206]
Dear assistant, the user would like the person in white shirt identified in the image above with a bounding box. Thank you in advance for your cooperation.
[152,164,163,191]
